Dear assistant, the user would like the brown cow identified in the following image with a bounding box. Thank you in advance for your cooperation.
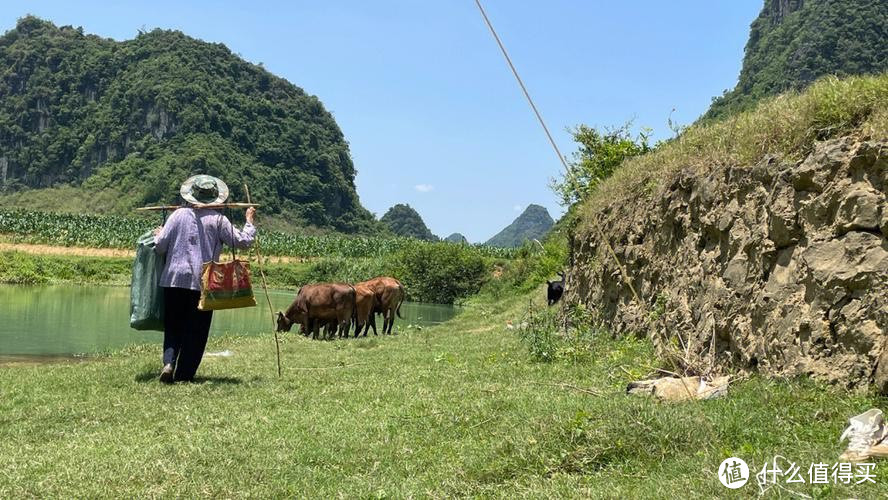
[276,283,356,340]
[352,283,378,337]
[358,276,405,335]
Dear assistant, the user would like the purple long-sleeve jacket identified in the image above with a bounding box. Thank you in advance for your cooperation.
[154,208,256,291]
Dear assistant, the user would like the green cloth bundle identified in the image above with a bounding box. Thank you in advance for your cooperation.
[129,231,165,331]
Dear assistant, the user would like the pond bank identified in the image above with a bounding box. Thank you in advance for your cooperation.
[0,250,133,286]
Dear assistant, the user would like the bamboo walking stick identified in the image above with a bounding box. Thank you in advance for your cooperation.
[244,184,282,378]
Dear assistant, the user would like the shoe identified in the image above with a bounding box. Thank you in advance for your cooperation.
[159,363,174,384]
[839,409,888,461]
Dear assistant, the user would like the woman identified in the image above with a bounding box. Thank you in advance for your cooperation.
[154,174,256,383]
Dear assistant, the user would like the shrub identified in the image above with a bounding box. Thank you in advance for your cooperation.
[550,123,652,206]
[517,303,603,363]
[517,306,560,362]
[482,234,568,299]
[393,243,488,304]
[262,246,489,305]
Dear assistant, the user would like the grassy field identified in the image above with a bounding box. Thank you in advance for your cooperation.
[0,250,135,286]
[2,289,887,498]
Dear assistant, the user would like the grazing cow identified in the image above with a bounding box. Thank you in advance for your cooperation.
[547,271,565,306]
[358,276,405,335]
[353,283,378,337]
[276,283,356,340]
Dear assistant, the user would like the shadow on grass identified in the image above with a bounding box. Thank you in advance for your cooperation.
[189,376,243,385]
[134,370,244,385]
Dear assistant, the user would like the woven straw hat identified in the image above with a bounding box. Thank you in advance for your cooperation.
[179,174,230,205]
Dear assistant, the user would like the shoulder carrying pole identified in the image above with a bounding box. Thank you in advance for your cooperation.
[136,203,260,212]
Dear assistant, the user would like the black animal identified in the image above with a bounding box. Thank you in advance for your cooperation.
[546,271,565,306]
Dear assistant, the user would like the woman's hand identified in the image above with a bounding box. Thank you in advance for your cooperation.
[153,226,162,236]
[246,207,256,225]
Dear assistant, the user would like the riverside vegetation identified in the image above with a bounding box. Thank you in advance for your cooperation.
[0,208,520,304]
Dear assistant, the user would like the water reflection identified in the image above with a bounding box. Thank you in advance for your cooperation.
[0,284,459,357]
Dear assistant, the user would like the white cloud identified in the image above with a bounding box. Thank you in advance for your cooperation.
[414,184,434,193]
[513,205,523,212]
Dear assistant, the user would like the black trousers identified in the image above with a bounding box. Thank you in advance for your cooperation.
[162,287,213,381]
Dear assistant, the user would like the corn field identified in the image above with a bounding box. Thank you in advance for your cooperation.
[0,209,517,259]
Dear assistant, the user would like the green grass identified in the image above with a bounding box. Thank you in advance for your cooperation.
[0,250,345,291]
[2,289,887,497]
[0,251,134,286]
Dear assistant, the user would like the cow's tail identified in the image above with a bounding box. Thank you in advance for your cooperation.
[396,282,405,319]
[349,285,358,323]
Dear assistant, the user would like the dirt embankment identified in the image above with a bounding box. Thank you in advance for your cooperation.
[0,239,309,263]
[567,136,887,391]
[0,242,134,258]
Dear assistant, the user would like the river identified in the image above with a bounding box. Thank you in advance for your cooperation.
[0,284,459,359]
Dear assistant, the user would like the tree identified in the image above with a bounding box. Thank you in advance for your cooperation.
[550,123,651,206]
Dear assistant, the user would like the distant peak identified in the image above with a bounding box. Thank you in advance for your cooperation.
[485,203,554,248]
[522,204,548,213]
[444,232,468,244]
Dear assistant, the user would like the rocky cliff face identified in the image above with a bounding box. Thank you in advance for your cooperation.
[567,136,887,391]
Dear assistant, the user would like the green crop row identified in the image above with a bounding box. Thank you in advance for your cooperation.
[0,209,517,260]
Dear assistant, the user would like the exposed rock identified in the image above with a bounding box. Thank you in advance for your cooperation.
[567,136,888,392]
[835,185,883,234]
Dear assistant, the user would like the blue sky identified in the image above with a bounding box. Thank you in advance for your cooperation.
[1,1,763,242]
